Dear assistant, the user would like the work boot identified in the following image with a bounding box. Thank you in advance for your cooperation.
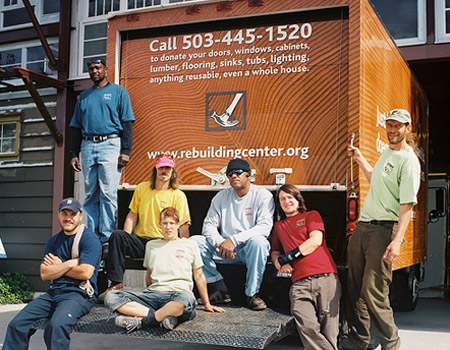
[198,289,232,305]
[247,294,267,311]
[98,282,123,301]
[115,315,143,333]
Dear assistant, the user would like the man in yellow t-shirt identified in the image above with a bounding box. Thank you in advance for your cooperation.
[99,154,191,300]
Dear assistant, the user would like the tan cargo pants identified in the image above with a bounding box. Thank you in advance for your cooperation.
[290,273,341,350]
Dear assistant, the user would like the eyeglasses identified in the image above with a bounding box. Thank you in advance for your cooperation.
[156,153,174,160]
[87,59,105,66]
[226,169,246,177]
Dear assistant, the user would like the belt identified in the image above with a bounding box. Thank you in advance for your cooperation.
[361,220,397,226]
[300,273,334,281]
[82,134,120,142]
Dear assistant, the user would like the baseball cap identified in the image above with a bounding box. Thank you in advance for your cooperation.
[386,109,411,124]
[156,154,175,168]
[226,158,250,173]
[59,197,82,213]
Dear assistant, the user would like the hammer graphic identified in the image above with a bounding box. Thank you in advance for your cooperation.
[209,93,243,127]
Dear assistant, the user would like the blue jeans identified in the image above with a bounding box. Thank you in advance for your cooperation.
[81,138,121,243]
[190,235,270,297]
[105,289,197,323]
[3,290,95,350]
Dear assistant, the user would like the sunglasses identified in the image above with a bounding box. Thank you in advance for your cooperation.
[226,169,247,177]
[87,59,105,66]
[156,153,174,160]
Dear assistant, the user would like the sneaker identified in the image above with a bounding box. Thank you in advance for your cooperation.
[98,282,123,301]
[161,316,178,331]
[247,294,267,311]
[198,290,232,305]
[115,315,143,333]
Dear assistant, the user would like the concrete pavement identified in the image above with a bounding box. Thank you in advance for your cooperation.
[1,297,450,349]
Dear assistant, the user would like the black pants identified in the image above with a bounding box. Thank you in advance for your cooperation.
[106,230,150,283]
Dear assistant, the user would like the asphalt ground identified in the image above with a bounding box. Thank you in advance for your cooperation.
[1,297,450,349]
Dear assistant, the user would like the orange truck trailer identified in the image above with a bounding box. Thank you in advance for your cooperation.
[106,0,428,311]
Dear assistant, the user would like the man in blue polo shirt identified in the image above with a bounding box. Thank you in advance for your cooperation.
[69,57,135,247]
[3,198,101,350]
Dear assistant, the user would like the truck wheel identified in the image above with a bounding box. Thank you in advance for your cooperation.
[391,267,419,311]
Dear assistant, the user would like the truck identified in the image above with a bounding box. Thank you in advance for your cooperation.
[422,174,450,299]
[103,0,428,312]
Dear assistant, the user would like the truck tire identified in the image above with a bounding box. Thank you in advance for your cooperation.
[391,266,420,311]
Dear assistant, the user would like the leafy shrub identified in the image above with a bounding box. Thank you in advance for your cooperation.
[0,273,33,304]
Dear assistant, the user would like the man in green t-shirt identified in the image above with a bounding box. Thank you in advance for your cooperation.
[342,109,420,350]
[99,154,191,300]
[104,207,224,332]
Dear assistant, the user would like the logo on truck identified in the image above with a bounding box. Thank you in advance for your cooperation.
[206,91,246,130]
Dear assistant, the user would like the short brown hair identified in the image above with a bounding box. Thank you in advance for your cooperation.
[159,207,180,223]
[275,184,307,220]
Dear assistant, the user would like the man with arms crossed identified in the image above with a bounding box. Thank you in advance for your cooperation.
[191,158,275,310]
[104,207,224,332]
[343,109,421,350]
[99,154,190,299]
[271,184,341,350]
[3,198,101,350]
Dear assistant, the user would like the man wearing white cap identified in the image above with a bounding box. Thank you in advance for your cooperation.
[99,154,191,299]
[343,109,421,350]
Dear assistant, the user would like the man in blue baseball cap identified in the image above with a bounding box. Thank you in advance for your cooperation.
[3,198,101,350]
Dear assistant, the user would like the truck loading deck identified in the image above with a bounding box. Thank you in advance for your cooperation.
[33,305,295,349]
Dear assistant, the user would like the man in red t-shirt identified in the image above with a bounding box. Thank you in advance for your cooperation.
[271,184,341,350]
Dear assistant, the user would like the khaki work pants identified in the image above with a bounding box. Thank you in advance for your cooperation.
[290,273,341,350]
[346,222,399,349]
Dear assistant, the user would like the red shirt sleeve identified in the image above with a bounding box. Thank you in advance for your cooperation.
[307,211,325,233]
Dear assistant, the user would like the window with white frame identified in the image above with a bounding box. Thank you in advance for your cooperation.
[82,22,107,73]
[88,0,120,17]
[83,0,202,18]
[0,41,58,78]
[435,0,450,43]
[0,115,20,159]
[0,0,60,30]
[370,0,426,46]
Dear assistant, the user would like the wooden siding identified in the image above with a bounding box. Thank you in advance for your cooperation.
[0,95,55,292]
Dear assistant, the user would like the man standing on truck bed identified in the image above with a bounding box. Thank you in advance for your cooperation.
[191,158,275,310]
[69,57,135,250]
[98,154,191,300]
[271,184,341,350]
[343,109,421,350]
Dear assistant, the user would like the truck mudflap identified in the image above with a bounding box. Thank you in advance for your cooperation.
[33,305,295,349]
